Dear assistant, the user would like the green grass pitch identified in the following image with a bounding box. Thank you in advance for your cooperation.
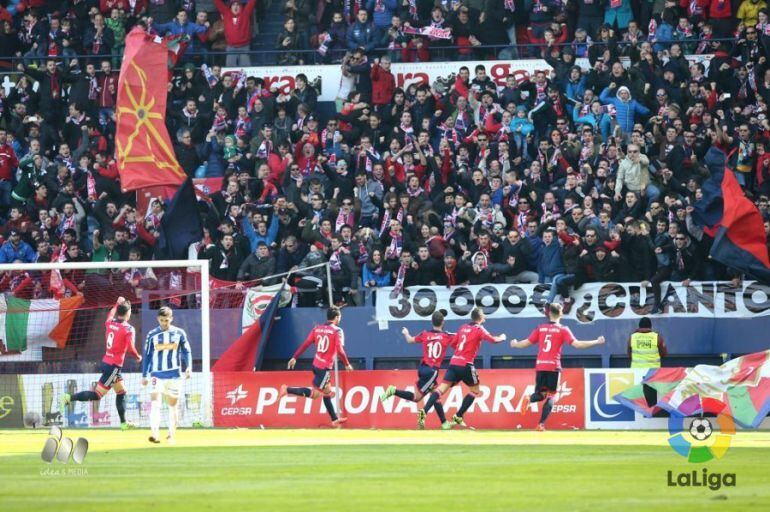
[1,429,770,511]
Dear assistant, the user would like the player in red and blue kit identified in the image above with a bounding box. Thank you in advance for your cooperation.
[280,306,353,427]
[421,307,506,428]
[379,310,454,430]
[61,297,142,430]
[510,303,605,431]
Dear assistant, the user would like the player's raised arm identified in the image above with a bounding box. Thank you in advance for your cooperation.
[402,327,417,343]
[572,335,606,349]
[106,296,126,323]
[509,338,534,349]
[289,329,316,369]
[481,326,506,343]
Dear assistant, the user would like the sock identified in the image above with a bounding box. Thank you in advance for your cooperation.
[168,404,178,439]
[395,389,415,401]
[150,397,161,438]
[423,391,440,413]
[457,394,476,417]
[434,401,447,423]
[287,387,312,397]
[115,393,126,424]
[323,396,338,421]
[539,397,554,424]
[71,391,100,401]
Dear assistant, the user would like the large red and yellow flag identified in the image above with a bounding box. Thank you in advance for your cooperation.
[116,27,186,192]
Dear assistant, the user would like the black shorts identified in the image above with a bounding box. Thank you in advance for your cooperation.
[535,370,560,393]
[443,364,479,387]
[97,362,122,389]
[312,367,331,390]
[416,364,440,394]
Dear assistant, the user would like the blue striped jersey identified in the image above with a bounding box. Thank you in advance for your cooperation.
[142,325,192,379]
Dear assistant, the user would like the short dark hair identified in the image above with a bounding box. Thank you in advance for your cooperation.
[548,303,563,319]
[432,310,446,328]
[327,306,341,321]
[639,317,652,329]
[116,303,131,318]
[470,307,483,322]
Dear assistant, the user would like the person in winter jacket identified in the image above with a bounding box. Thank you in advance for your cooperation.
[599,85,650,137]
[347,10,378,53]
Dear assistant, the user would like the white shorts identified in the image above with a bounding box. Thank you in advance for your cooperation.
[149,376,182,398]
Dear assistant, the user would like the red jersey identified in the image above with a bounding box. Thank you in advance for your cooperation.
[449,323,498,366]
[102,319,139,367]
[527,322,576,371]
[414,330,454,368]
[293,322,351,370]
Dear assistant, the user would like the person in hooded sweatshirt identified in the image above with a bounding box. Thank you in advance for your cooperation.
[599,84,650,138]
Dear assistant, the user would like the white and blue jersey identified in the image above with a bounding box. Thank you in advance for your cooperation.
[142,326,192,379]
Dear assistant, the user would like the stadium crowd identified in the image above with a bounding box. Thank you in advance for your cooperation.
[0,0,769,313]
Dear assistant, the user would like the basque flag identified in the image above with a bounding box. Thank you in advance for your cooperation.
[692,157,770,283]
[212,284,285,372]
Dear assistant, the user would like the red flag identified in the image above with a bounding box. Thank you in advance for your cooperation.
[720,169,770,268]
[116,27,186,192]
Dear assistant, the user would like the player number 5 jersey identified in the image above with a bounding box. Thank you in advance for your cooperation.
[527,322,576,372]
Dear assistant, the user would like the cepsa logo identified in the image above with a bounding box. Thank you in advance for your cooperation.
[220,385,251,416]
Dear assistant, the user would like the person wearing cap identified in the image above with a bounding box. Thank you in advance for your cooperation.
[628,316,667,369]
[0,230,36,264]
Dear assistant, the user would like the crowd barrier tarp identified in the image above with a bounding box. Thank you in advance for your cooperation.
[14,373,207,428]
[213,369,585,429]
[374,281,770,326]
[223,59,552,102]
[583,368,770,430]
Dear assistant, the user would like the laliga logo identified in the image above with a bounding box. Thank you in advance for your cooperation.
[667,398,735,463]
[41,426,88,464]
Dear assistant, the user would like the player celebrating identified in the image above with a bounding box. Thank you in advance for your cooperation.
[279,306,353,427]
[142,307,192,444]
[62,297,141,430]
[380,310,454,430]
[420,307,506,428]
[509,303,605,431]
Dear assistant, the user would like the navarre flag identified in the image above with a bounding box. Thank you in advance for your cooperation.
[692,156,770,282]
[212,284,286,372]
[615,351,770,428]
[0,294,84,360]
[155,178,204,260]
[116,27,186,192]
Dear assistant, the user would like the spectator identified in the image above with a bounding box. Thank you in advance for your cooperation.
[215,0,257,67]
[0,230,35,263]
